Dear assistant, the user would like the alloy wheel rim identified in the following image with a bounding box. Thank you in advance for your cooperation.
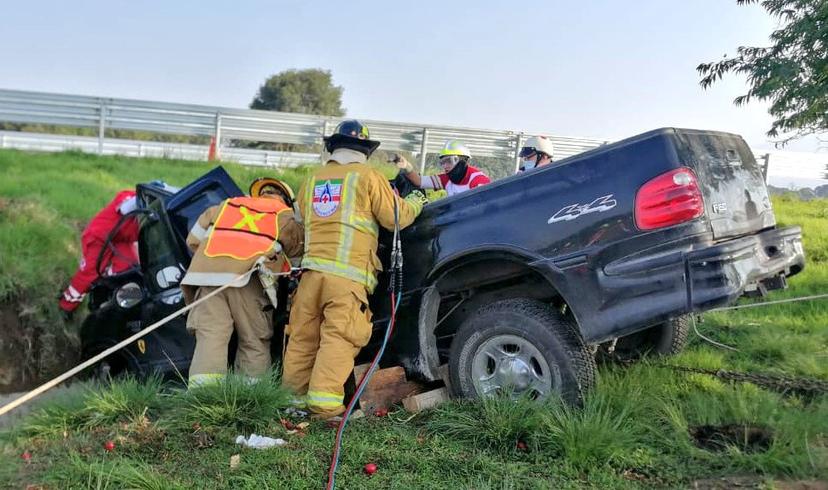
[471,334,557,399]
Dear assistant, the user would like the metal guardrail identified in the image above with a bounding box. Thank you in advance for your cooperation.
[0,88,610,173]
[0,130,321,168]
[1,88,825,183]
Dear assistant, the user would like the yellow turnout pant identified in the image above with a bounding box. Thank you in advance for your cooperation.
[186,279,272,387]
[282,270,373,417]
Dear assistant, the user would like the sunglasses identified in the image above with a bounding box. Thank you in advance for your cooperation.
[518,147,538,158]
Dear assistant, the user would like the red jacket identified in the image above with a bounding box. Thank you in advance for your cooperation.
[429,165,491,197]
[82,190,139,243]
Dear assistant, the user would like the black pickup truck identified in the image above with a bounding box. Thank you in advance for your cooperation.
[80,128,805,404]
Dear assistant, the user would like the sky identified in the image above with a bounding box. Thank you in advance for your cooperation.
[1,0,826,162]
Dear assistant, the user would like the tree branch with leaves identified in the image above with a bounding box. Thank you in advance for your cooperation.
[697,0,827,144]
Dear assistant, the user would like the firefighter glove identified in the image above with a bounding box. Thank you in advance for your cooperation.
[405,189,429,208]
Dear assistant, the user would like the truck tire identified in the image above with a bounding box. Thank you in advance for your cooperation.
[448,298,596,406]
[611,315,691,361]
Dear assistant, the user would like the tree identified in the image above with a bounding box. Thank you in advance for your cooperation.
[697,0,828,143]
[250,69,345,116]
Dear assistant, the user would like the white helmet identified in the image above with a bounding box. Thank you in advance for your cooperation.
[519,136,555,159]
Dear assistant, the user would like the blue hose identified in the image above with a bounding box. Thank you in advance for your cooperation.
[326,290,402,490]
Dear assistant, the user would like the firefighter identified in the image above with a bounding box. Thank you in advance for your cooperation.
[517,136,555,172]
[282,120,427,418]
[59,190,140,320]
[181,178,304,387]
[394,140,491,196]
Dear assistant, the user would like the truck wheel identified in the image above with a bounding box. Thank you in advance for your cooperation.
[448,298,596,406]
[611,315,691,361]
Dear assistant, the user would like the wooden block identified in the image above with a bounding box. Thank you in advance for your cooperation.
[352,364,423,412]
[352,363,373,383]
[402,387,448,413]
[438,364,452,393]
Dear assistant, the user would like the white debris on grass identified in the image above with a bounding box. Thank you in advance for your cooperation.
[285,407,308,418]
[235,434,287,449]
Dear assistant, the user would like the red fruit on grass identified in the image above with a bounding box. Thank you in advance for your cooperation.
[373,408,388,417]
[21,451,31,462]
[364,463,378,475]
[103,440,115,452]
[516,441,528,451]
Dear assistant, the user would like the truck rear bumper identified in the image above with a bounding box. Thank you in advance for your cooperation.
[583,226,805,343]
[684,226,804,310]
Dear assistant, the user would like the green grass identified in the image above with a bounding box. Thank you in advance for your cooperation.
[427,395,548,453]
[171,371,293,432]
[46,454,185,490]
[0,149,826,488]
[83,375,167,428]
[10,376,166,440]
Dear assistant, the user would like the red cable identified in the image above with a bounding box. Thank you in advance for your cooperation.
[325,292,398,490]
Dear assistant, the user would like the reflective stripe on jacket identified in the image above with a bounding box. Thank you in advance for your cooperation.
[297,161,423,292]
[180,197,304,304]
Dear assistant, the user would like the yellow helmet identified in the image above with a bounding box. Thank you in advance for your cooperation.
[438,140,471,159]
[249,177,295,204]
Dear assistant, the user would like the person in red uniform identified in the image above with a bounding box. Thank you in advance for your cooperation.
[394,140,490,197]
[59,190,140,318]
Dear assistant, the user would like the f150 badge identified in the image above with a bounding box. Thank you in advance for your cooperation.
[548,195,617,224]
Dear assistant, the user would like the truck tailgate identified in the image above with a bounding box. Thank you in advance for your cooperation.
[675,130,776,240]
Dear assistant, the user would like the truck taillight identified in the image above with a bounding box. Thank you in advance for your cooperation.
[635,167,704,230]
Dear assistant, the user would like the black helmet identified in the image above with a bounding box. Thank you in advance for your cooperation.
[323,119,380,157]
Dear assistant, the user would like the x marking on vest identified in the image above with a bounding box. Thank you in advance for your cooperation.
[232,206,265,233]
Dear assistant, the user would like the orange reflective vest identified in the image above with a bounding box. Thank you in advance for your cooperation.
[203,197,289,260]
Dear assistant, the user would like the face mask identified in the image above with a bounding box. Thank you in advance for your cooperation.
[522,158,537,171]
[447,159,468,184]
